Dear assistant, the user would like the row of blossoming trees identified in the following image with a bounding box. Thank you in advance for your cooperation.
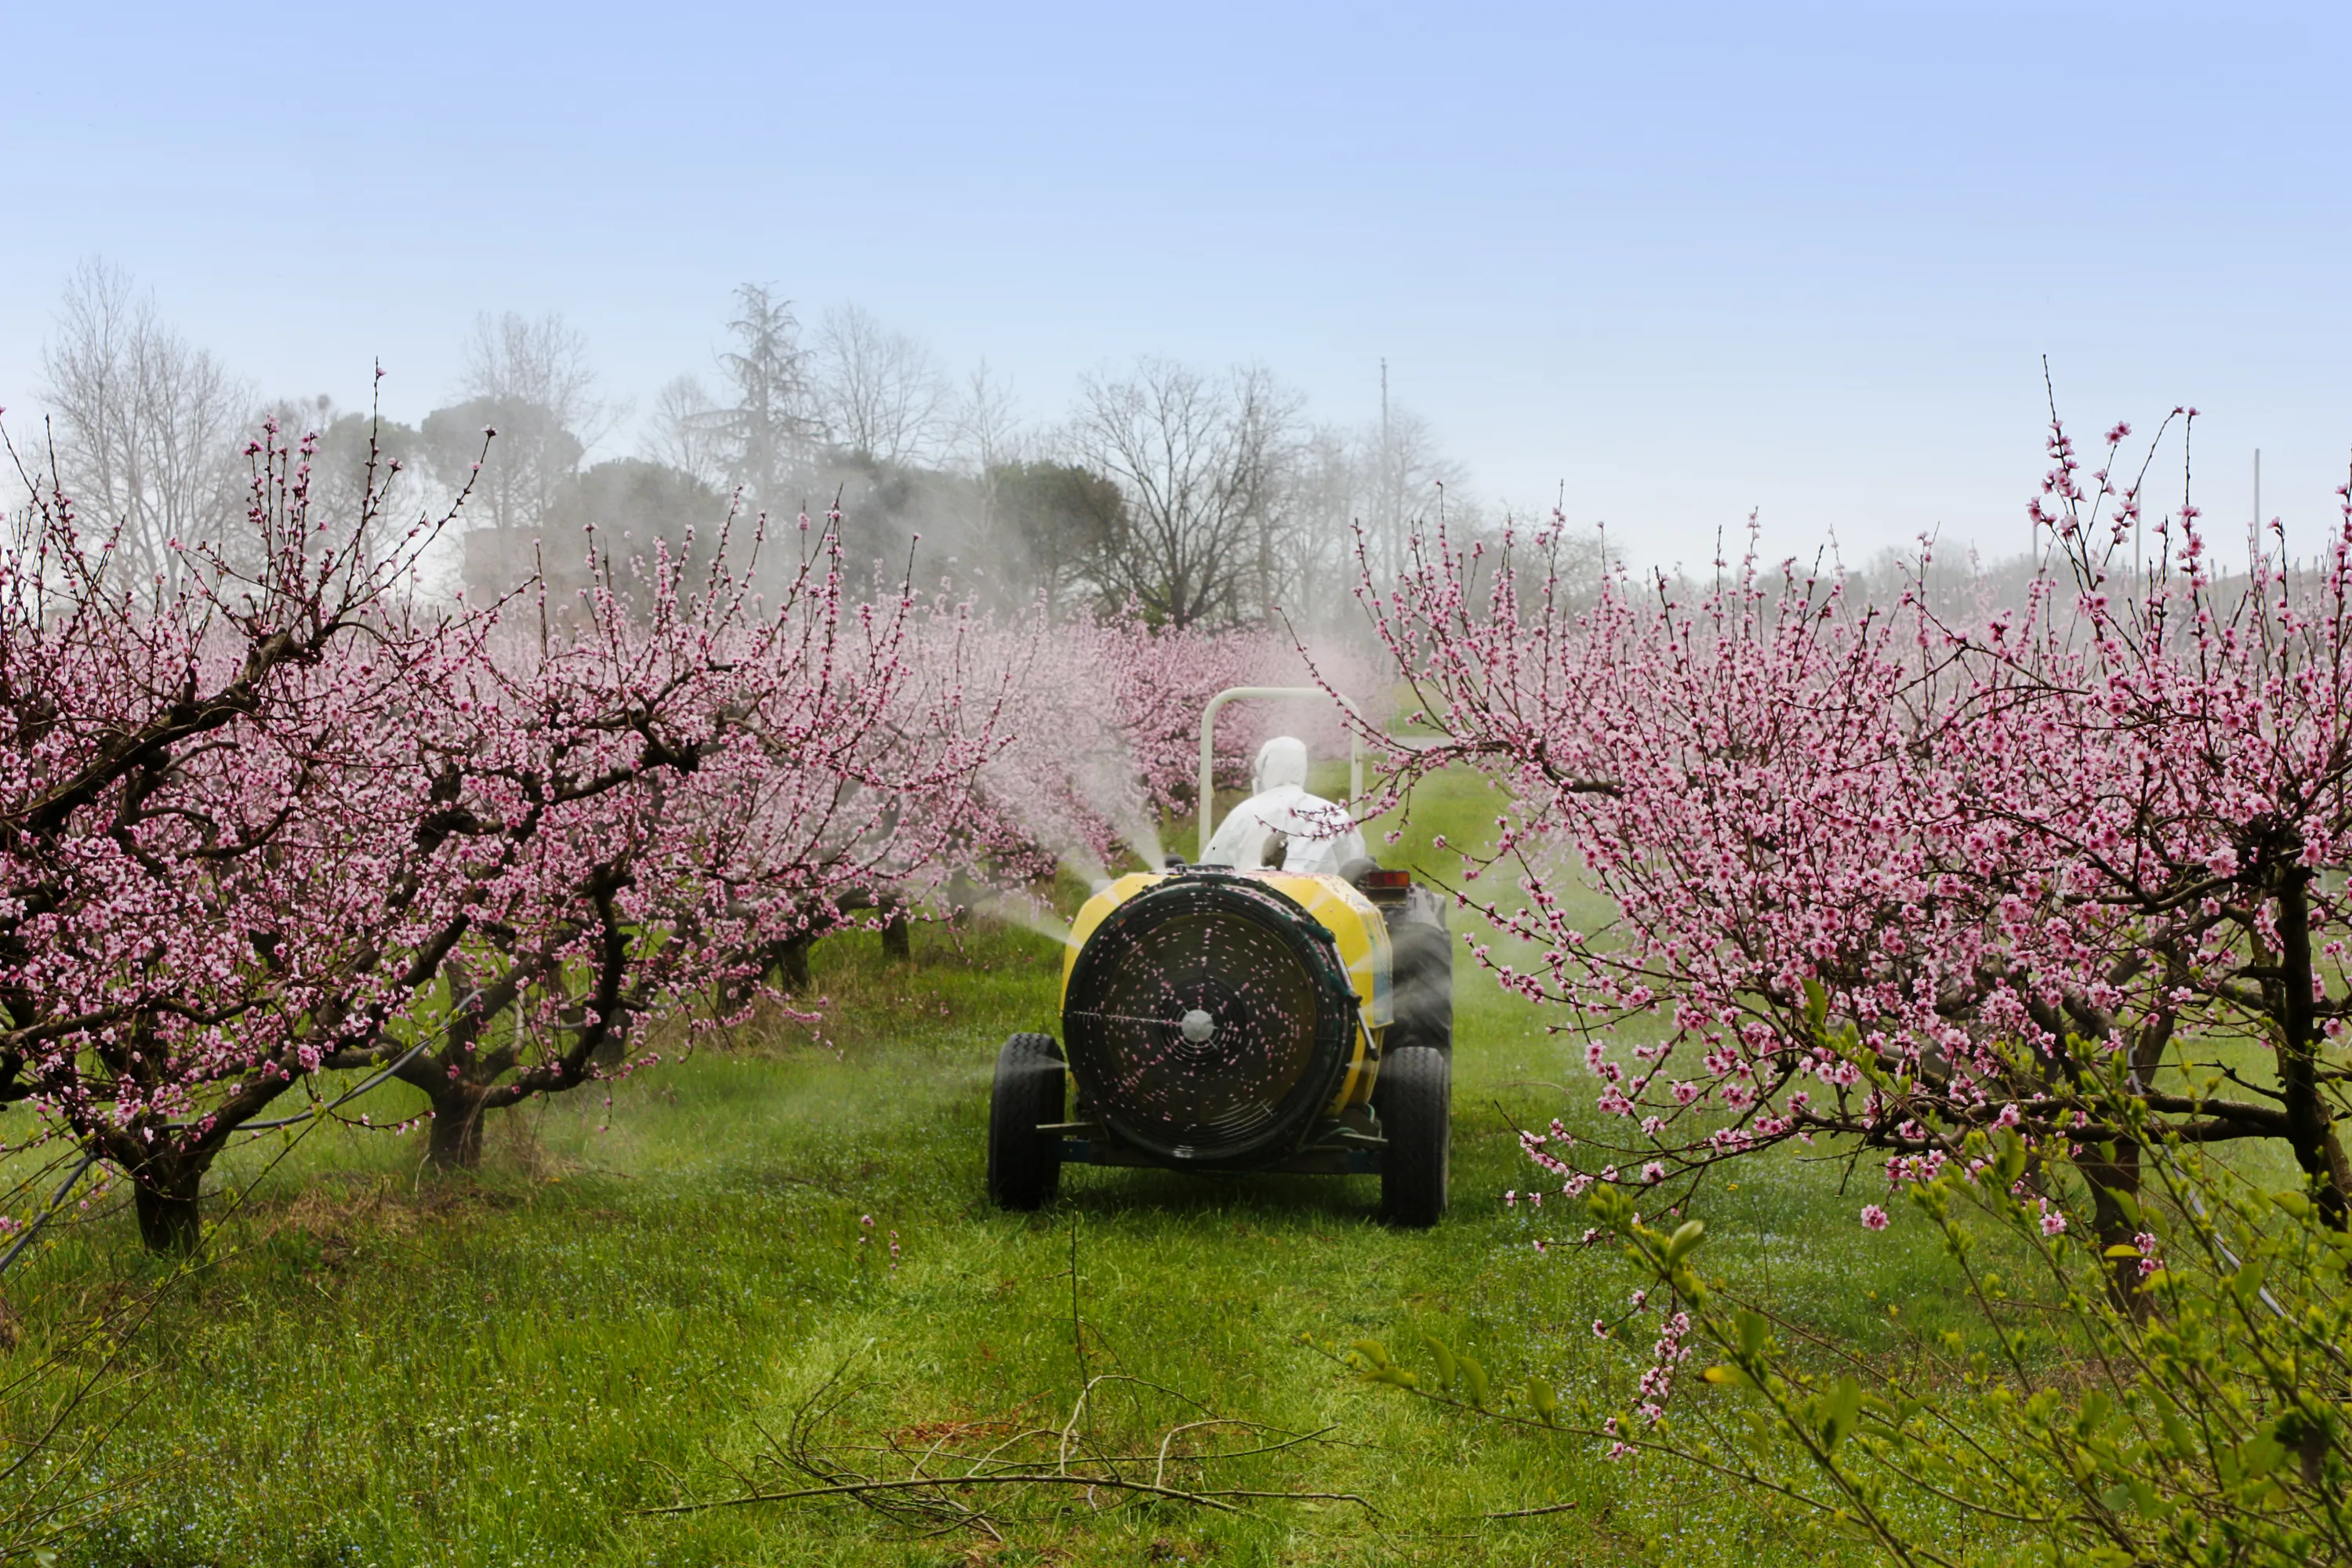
[1343,412,2352,1559]
[0,416,1008,1250]
[0,412,1335,1255]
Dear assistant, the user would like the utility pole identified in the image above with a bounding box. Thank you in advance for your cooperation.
[1379,358,1393,580]
[2252,448,2262,576]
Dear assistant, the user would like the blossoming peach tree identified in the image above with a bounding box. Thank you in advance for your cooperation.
[0,412,493,1247]
[1330,411,2352,1563]
[326,519,1000,1169]
[1,416,998,1243]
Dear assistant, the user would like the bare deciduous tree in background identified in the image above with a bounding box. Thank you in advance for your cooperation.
[1280,423,1366,630]
[441,312,604,528]
[951,362,1023,475]
[459,310,612,446]
[1068,359,1301,630]
[1356,383,1464,586]
[1273,386,1470,626]
[947,361,1025,586]
[415,311,608,596]
[27,259,1481,635]
[813,304,951,468]
[37,260,250,594]
[644,373,727,491]
[635,291,1483,630]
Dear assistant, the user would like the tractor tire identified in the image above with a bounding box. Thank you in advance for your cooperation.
[1386,892,1454,1058]
[987,1033,1065,1211]
[1377,1045,1450,1228]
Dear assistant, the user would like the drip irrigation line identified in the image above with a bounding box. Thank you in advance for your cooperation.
[2160,1146,2288,1321]
[197,1030,442,1135]
[0,993,478,1282]
[0,1151,100,1278]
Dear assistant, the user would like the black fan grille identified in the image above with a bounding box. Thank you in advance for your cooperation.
[1064,877,1353,1164]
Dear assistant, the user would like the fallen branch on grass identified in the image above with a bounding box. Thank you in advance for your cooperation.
[629,1468,1376,1519]
[633,1348,1372,1540]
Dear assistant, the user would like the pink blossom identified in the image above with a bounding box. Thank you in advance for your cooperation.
[1330,408,2352,1234]
[0,413,1000,1218]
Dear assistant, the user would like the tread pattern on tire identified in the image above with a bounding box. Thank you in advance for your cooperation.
[1378,1044,1450,1228]
[987,1033,1065,1211]
[1386,900,1454,1058]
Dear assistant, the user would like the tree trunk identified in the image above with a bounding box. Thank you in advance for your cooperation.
[428,1086,490,1170]
[768,937,814,993]
[132,1163,203,1254]
[2081,1141,2147,1319]
[2274,872,2352,1229]
[880,899,910,961]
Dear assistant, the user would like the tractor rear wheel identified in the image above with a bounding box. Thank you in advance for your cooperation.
[987,1033,1065,1210]
[1377,1045,1450,1227]
[1386,895,1454,1058]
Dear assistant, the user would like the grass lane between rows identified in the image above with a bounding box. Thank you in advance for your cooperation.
[4,769,1974,1566]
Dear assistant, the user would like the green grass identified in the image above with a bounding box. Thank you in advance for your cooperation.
[1,771,1976,1566]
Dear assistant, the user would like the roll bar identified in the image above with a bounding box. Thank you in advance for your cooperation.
[1197,687,1367,862]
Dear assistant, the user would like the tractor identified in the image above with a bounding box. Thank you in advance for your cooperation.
[985,688,1453,1225]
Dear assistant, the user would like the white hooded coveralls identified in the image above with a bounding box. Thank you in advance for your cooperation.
[1200,736,1367,876]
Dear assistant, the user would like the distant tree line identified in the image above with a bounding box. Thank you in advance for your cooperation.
[22,263,1475,630]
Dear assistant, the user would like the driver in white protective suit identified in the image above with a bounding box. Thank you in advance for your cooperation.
[1199,735,1367,876]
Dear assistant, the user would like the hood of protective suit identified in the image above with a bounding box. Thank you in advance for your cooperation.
[1202,735,1366,876]
[1252,736,1310,794]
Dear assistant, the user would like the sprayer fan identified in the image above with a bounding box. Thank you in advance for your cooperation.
[1062,874,1356,1167]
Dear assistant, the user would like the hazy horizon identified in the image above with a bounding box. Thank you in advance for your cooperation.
[6,2,2348,575]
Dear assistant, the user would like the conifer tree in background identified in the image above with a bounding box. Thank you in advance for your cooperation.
[713,283,818,515]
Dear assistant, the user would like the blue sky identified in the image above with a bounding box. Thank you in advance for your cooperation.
[4,2,2346,570]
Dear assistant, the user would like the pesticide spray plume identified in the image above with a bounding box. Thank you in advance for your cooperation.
[1120,823,1165,876]
[1066,851,1114,896]
[973,892,1077,949]
[1073,742,1164,875]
